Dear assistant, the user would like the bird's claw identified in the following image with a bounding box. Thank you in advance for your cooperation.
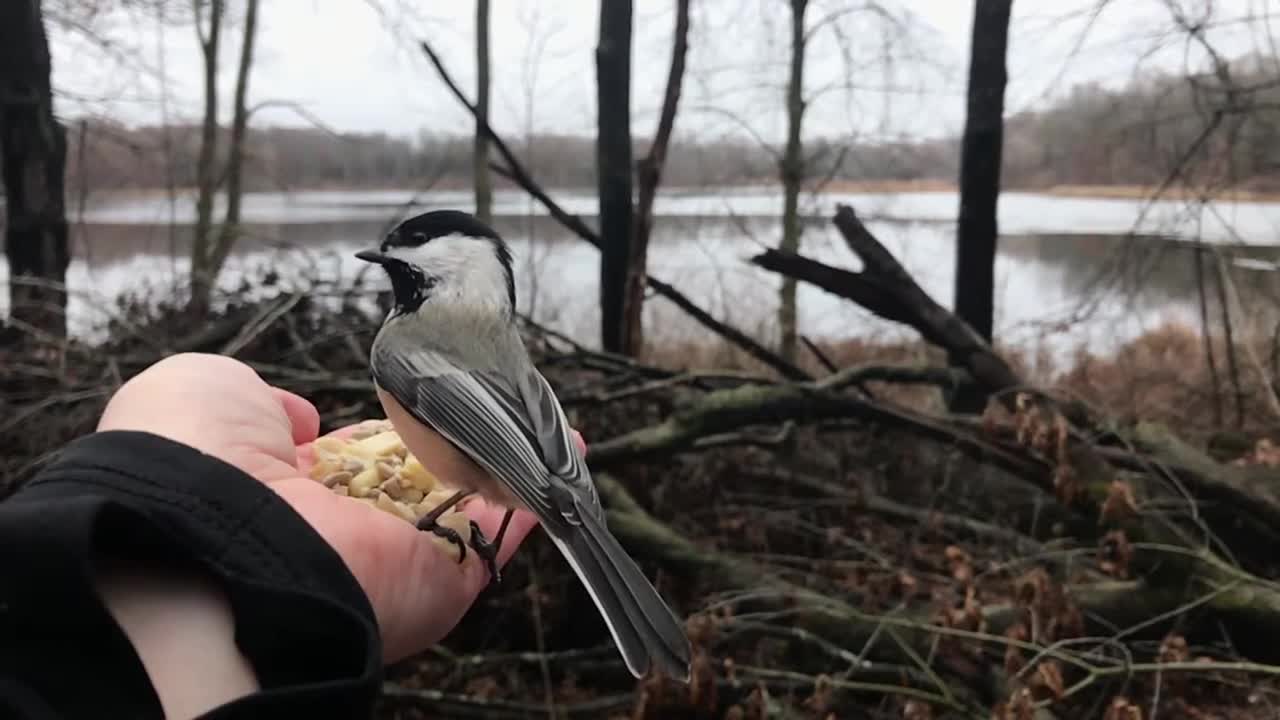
[417,515,468,563]
[467,520,502,588]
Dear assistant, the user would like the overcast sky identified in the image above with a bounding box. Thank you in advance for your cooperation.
[46,0,1276,146]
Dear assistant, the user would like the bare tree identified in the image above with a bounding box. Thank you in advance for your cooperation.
[207,0,258,295]
[622,0,692,356]
[189,0,260,314]
[189,0,222,310]
[1,0,70,340]
[777,0,809,363]
[473,0,492,224]
[596,0,633,353]
[950,0,1012,413]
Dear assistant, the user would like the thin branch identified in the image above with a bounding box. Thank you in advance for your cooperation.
[751,204,1024,403]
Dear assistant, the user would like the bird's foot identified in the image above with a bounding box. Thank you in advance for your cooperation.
[416,514,468,563]
[467,521,502,588]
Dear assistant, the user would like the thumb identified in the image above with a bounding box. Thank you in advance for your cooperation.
[272,388,320,446]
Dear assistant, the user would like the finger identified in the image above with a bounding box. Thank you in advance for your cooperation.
[272,388,321,446]
[571,429,586,456]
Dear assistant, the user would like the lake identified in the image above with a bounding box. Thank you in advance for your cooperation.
[4,186,1280,371]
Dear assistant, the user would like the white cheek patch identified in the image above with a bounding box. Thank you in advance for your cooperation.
[391,235,512,317]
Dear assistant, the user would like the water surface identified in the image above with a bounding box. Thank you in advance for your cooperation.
[5,187,1280,370]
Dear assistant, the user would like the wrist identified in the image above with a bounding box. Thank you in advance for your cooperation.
[94,551,260,719]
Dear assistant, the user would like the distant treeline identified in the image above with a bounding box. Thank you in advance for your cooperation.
[64,121,953,193]
[1002,55,1280,192]
[64,56,1280,194]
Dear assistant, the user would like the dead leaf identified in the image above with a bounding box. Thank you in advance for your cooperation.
[1102,696,1143,720]
[995,687,1036,720]
[1031,661,1065,701]
[1159,633,1189,664]
[898,571,919,596]
[802,674,833,715]
[1004,623,1029,675]
[1015,568,1051,609]
[1054,412,1070,464]
[945,545,974,585]
[1098,530,1134,579]
[1053,463,1078,506]
[1100,479,1139,525]
[902,699,933,719]
[1235,437,1280,467]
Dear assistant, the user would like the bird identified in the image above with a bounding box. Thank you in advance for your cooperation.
[354,209,692,682]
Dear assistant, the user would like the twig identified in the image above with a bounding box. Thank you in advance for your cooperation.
[800,335,838,373]
[220,292,302,357]
[558,369,778,405]
[693,421,796,452]
[1193,243,1223,426]
[381,684,633,718]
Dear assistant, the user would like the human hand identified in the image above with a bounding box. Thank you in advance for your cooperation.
[97,352,574,663]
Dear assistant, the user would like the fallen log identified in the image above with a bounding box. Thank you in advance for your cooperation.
[747,203,1280,562]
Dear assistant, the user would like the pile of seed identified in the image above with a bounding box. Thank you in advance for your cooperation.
[308,419,472,558]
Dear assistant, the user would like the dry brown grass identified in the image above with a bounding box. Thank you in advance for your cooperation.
[1053,321,1280,445]
[814,178,958,194]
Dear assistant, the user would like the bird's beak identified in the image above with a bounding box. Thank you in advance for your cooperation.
[355,249,390,264]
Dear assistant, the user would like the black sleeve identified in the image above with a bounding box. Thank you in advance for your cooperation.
[0,430,383,719]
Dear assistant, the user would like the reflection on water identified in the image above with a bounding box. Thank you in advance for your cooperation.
[4,190,1280,368]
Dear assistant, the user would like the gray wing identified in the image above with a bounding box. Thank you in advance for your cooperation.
[508,363,601,512]
[372,343,598,528]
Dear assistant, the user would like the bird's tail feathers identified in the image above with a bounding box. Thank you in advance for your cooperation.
[547,502,692,682]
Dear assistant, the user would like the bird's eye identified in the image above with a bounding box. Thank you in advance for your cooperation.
[412,232,428,245]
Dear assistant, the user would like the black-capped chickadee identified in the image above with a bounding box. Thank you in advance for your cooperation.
[354,210,692,681]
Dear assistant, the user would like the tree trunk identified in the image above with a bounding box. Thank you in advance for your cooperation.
[0,0,70,340]
[203,0,259,303]
[473,0,492,225]
[623,0,691,357]
[595,0,633,353]
[189,0,223,314]
[949,0,1012,413]
[777,0,807,364]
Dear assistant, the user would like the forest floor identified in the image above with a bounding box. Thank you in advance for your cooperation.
[3,275,1280,720]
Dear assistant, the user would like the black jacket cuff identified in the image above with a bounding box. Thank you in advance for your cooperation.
[0,430,382,719]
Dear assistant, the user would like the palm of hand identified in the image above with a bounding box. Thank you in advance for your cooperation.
[283,424,539,662]
[97,353,548,664]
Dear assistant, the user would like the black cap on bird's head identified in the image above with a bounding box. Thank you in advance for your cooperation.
[383,209,505,252]
[355,209,515,316]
